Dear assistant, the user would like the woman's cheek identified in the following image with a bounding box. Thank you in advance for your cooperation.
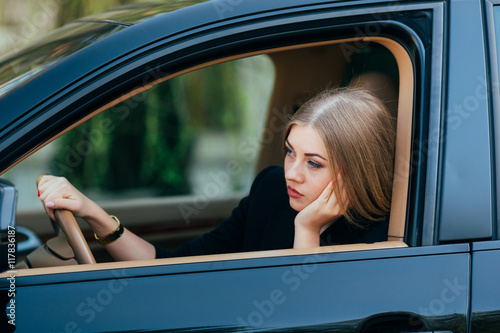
[312,174,332,197]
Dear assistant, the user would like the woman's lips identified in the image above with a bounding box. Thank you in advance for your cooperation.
[287,186,304,199]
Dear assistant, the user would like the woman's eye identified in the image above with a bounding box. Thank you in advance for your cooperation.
[283,147,293,156]
[308,160,322,169]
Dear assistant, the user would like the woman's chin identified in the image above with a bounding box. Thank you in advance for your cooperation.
[289,198,308,212]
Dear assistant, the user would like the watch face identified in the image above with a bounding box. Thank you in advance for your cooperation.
[95,216,123,245]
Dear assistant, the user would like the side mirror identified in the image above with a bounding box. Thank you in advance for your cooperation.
[0,179,17,272]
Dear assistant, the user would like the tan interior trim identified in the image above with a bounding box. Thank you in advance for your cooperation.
[0,241,407,278]
[369,37,413,239]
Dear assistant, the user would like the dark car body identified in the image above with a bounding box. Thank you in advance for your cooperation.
[0,0,500,332]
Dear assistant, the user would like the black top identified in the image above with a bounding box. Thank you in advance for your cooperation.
[155,166,389,258]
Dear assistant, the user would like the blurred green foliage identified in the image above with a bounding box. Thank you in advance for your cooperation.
[51,60,248,196]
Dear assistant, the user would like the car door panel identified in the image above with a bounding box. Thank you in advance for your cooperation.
[11,244,469,332]
[470,241,500,332]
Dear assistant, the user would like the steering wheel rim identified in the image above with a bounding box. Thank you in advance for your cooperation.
[37,174,96,265]
[54,210,96,264]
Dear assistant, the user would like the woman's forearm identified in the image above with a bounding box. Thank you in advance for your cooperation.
[293,225,321,248]
[83,203,156,261]
[102,228,156,261]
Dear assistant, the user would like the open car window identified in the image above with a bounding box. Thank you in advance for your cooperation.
[3,34,413,273]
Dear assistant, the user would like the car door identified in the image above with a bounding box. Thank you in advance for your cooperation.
[468,1,500,331]
[8,244,468,333]
[0,1,475,332]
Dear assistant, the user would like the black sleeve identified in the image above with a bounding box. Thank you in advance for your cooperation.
[154,166,277,259]
[320,215,389,246]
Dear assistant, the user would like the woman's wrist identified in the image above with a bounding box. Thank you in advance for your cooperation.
[94,215,124,245]
[293,224,321,248]
[81,201,118,237]
[294,213,324,234]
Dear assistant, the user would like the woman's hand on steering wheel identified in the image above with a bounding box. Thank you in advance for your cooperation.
[37,175,96,265]
[38,175,92,221]
[37,174,156,262]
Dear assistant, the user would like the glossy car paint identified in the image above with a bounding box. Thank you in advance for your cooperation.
[15,245,469,332]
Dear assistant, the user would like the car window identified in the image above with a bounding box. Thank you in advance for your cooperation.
[6,36,414,268]
[5,55,274,261]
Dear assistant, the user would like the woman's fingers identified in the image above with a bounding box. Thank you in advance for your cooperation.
[295,172,349,233]
[39,176,75,201]
[38,175,57,220]
[38,175,85,219]
[317,180,336,203]
[321,180,334,198]
[45,197,81,212]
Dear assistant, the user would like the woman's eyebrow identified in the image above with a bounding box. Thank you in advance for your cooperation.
[305,153,326,161]
[286,139,326,161]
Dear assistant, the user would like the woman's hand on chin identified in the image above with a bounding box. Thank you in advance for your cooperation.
[293,177,347,248]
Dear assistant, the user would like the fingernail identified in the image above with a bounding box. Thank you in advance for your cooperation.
[37,189,40,197]
[46,201,55,208]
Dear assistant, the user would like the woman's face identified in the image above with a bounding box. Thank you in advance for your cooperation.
[284,124,333,211]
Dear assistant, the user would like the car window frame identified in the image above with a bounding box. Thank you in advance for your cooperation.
[6,35,413,277]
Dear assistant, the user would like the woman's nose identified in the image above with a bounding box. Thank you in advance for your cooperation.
[285,161,304,183]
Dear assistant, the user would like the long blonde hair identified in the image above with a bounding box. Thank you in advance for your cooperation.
[282,88,395,223]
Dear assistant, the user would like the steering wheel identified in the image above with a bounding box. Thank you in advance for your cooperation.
[37,174,96,265]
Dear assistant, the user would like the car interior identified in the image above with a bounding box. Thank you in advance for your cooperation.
[8,36,414,275]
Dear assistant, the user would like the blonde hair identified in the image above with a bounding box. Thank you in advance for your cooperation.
[282,88,395,224]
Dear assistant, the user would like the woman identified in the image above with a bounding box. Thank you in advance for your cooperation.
[38,88,395,261]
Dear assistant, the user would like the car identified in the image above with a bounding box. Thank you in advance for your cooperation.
[1,0,500,331]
